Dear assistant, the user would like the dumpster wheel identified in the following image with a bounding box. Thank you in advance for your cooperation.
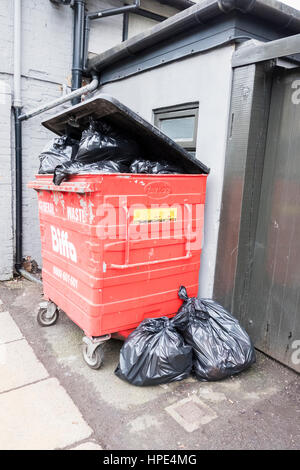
[82,342,104,369]
[37,305,59,327]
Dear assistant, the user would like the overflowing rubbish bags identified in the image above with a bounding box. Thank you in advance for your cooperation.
[38,118,185,184]
[129,158,182,174]
[115,287,256,386]
[75,119,140,164]
[38,135,79,174]
[53,157,130,185]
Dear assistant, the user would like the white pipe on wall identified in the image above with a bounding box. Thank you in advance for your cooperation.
[19,76,99,121]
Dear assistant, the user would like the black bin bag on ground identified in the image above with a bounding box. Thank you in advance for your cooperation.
[173,286,256,381]
[38,135,78,174]
[115,317,193,386]
[75,118,140,164]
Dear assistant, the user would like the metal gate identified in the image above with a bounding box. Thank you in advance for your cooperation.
[244,68,300,370]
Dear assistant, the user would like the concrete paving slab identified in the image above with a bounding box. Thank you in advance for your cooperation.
[71,442,102,450]
[0,378,92,450]
[0,311,23,344]
[0,339,48,393]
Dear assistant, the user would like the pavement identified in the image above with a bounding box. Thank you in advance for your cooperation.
[0,278,299,450]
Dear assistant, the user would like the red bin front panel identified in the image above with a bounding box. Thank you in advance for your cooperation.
[29,173,207,337]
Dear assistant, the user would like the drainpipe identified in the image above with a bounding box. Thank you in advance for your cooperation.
[13,0,42,285]
[72,0,86,104]
[14,107,22,270]
[13,0,23,272]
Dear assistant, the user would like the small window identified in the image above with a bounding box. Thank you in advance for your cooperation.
[154,103,199,155]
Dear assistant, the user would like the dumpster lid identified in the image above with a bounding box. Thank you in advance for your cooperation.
[42,94,209,175]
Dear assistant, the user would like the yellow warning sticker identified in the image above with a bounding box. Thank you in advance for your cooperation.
[133,208,177,224]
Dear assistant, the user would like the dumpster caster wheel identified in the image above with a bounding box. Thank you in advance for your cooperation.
[82,343,104,370]
[37,302,59,327]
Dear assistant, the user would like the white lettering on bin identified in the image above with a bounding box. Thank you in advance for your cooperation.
[53,265,78,289]
[50,226,77,263]
[39,201,55,215]
[67,206,86,223]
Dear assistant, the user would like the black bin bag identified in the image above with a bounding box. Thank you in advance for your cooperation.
[173,286,256,381]
[38,135,78,174]
[75,118,140,164]
[115,317,193,386]
[130,158,183,174]
[53,157,129,186]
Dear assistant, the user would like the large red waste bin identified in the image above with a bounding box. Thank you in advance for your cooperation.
[29,95,209,369]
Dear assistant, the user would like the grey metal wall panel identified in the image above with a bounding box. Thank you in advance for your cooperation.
[213,64,257,311]
[233,62,274,324]
[245,67,300,371]
[213,62,273,315]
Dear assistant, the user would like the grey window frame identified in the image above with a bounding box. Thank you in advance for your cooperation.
[153,102,199,152]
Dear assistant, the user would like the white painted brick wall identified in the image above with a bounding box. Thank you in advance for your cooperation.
[0,78,14,280]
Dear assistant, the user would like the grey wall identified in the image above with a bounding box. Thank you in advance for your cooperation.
[98,46,234,297]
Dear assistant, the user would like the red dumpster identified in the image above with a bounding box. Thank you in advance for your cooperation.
[29,95,209,369]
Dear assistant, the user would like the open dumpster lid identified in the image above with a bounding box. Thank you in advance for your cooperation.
[42,94,209,175]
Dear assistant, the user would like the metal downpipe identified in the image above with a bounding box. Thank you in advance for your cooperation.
[14,107,23,271]
[13,0,23,272]
[72,0,86,104]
